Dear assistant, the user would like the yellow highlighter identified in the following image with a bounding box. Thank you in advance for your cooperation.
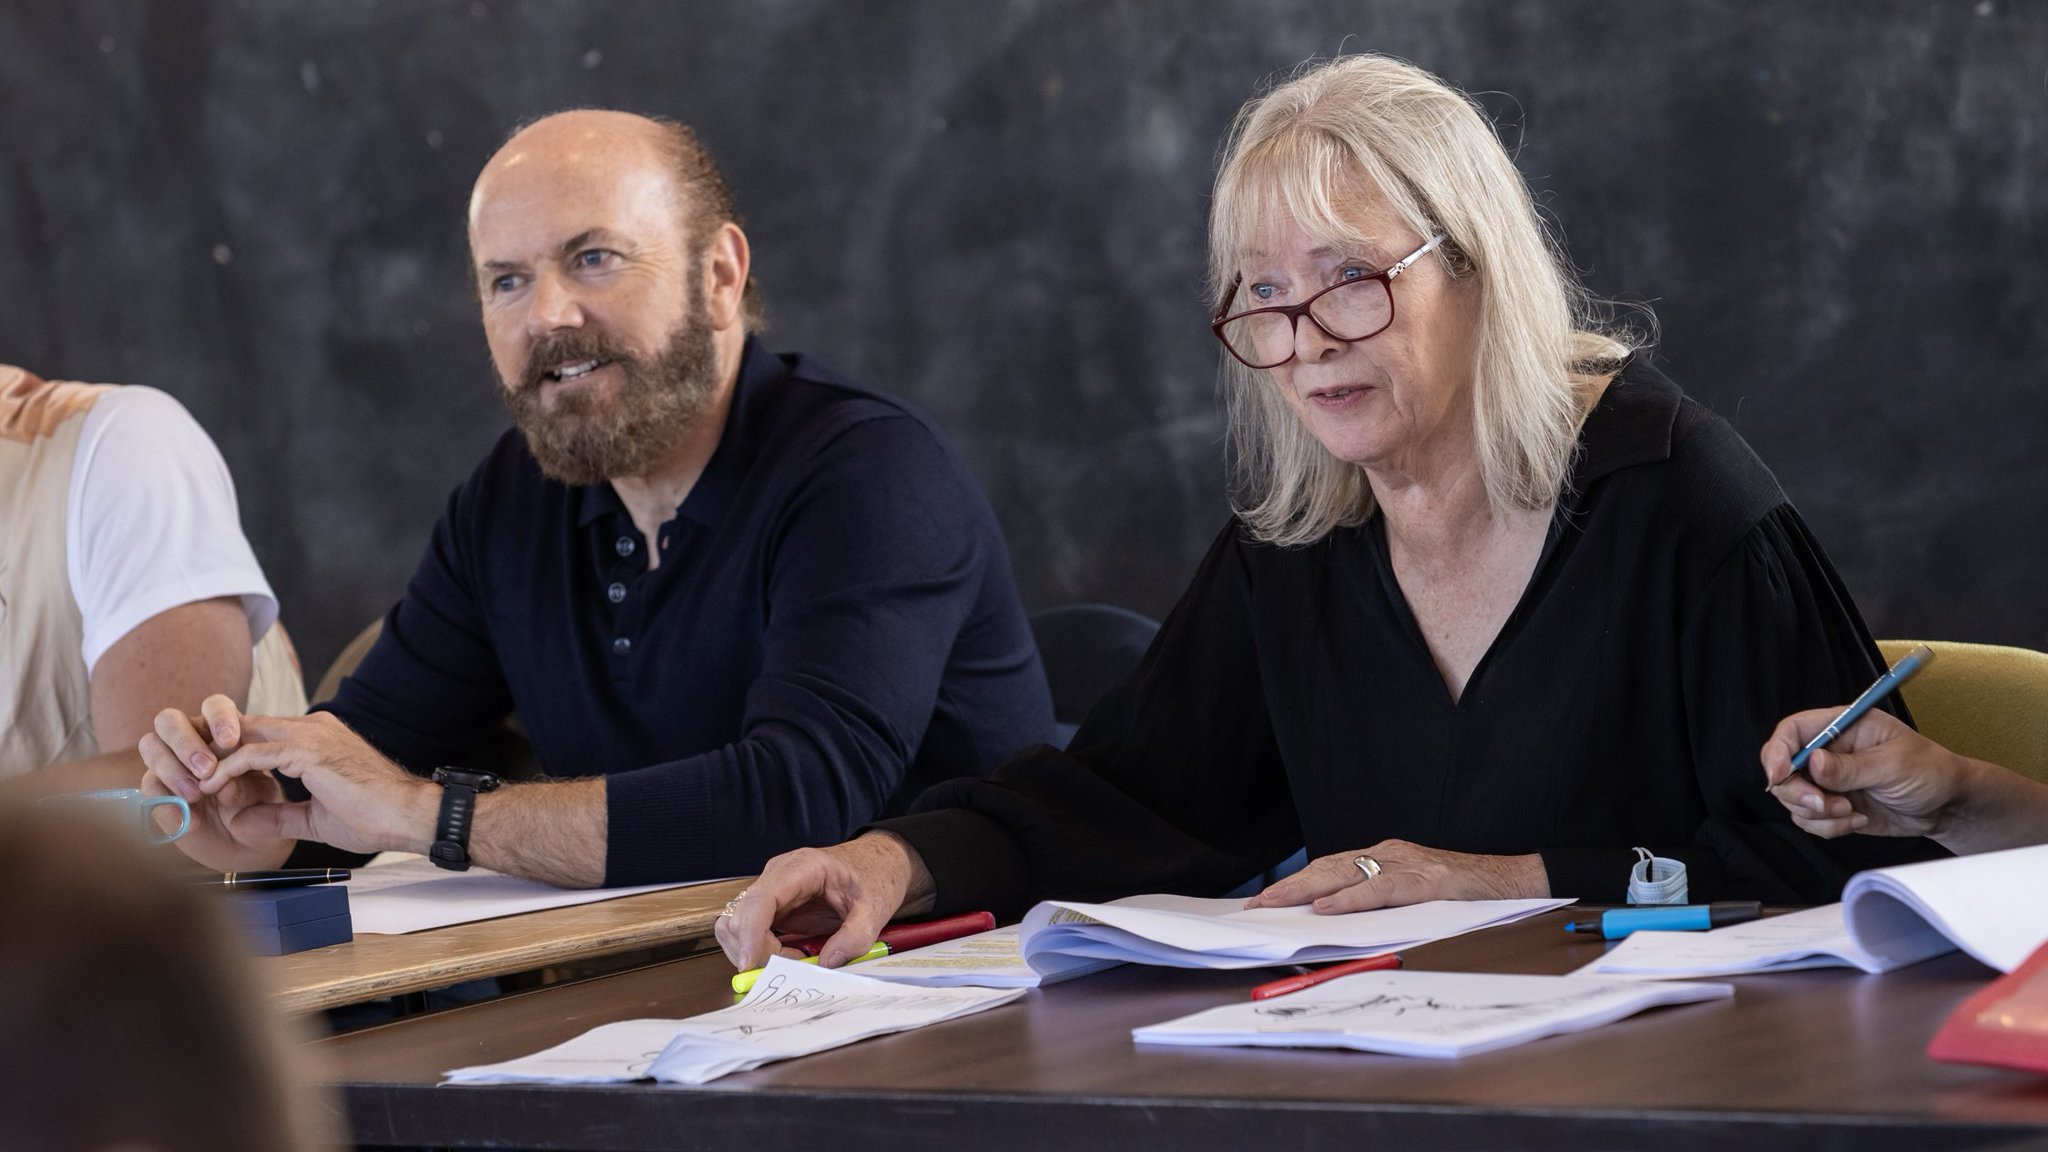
[730,941,890,995]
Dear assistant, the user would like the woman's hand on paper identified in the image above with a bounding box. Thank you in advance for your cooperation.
[1242,840,1549,914]
[717,832,937,971]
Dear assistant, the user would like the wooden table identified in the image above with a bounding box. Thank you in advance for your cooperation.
[313,909,2048,1151]
[262,877,749,1015]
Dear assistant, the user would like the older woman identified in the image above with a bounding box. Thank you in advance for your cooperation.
[720,54,1939,969]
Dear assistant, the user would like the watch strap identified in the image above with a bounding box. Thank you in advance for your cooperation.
[431,781,479,871]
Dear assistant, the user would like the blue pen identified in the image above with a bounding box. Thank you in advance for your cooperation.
[1787,644,1935,774]
[1565,902,1763,940]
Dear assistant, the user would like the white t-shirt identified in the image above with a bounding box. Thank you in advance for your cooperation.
[66,387,279,673]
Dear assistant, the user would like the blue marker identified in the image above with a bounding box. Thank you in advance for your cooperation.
[1565,902,1763,940]
[1788,644,1935,774]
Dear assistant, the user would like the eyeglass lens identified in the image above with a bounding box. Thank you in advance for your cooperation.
[1218,278,1394,368]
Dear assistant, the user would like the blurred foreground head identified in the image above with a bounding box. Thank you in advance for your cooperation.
[0,802,332,1152]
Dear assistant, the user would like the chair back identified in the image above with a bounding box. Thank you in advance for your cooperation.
[1878,639,2048,784]
[312,619,384,706]
[1029,603,1161,748]
[310,617,540,780]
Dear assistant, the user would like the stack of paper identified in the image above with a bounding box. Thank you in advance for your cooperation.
[1574,843,2048,981]
[1841,842,2048,973]
[445,957,1023,1085]
[1019,894,1573,981]
[346,854,713,935]
[1133,969,1732,1058]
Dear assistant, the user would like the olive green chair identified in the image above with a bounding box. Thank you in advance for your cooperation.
[1878,639,2048,785]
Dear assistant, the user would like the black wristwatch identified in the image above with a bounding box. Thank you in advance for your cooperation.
[428,767,503,871]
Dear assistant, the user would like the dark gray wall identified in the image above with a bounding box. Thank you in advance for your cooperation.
[3,0,2044,678]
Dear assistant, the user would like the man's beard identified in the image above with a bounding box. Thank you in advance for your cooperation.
[501,303,719,487]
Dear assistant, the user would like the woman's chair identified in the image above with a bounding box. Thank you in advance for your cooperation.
[1878,639,2048,784]
[1028,603,1161,749]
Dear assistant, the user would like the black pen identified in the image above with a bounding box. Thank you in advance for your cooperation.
[196,868,351,891]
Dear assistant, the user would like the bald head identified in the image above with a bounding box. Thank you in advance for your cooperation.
[469,110,754,314]
[470,111,678,245]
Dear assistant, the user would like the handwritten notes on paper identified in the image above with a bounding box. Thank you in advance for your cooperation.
[445,956,1024,1085]
[1133,970,1732,1058]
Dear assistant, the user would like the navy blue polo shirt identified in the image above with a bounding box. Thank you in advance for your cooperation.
[322,337,1053,885]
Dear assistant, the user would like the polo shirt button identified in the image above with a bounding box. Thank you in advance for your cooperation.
[612,636,632,656]
[607,582,627,604]
[615,536,636,557]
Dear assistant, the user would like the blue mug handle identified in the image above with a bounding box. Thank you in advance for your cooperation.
[142,794,191,844]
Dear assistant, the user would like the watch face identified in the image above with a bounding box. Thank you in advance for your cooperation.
[433,768,502,791]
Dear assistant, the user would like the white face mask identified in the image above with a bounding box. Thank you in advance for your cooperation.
[1628,846,1689,905]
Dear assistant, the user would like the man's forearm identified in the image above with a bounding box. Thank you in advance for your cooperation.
[467,777,608,887]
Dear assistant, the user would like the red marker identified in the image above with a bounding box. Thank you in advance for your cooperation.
[1249,953,1404,1000]
[779,910,997,957]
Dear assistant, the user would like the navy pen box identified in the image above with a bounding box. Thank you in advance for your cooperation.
[228,885,353,956]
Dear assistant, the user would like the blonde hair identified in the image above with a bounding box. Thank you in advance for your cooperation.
[1209,55,1638,546]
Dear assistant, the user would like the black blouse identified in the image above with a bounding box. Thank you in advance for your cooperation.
[877,361,1945,919]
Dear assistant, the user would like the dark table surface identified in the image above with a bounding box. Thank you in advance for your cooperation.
[313,908,2048,1152]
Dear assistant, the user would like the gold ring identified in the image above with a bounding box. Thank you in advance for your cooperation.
[1353,854,1382,881]
[720,891,746,919]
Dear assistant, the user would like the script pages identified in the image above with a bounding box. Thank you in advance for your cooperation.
[1134,970,1732,1058]
[1020,894,1574,978]
[445,956,1023,1085]
[1574,843,2048,980]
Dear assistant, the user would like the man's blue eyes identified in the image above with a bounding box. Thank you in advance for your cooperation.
[488,251,614,293]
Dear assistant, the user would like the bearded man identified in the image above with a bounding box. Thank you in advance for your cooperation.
[139,110,1052,887]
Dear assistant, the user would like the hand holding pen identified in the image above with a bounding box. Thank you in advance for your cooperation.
[1785,645,1934,776]
[1762,645,1952,840]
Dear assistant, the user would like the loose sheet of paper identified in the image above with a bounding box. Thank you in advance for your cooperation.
[346,854,721,935]
[851,924,1119,988]
[1569,904,1939,980]
[1133,969,1732,1059]
[441,1019,692,1084]
[445,956,1025,1085]
[1022,894,1573,977]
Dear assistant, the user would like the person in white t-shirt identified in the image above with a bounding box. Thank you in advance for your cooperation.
[0,365,306,798]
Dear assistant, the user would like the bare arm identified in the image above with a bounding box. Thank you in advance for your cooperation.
[1763,706,2048,854]
[5,598,251,801]
[158,706,612,887]
[467,779,607,887]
